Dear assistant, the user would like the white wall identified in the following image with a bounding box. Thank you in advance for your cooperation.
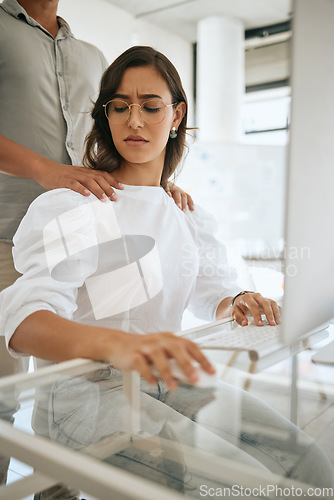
[57,0,194,124]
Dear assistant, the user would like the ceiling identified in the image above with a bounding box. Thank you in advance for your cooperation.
[105,0,292,42]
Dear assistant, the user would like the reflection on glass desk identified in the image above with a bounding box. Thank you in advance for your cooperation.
[0,359,333,500]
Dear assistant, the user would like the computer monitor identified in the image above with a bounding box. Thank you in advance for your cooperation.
[282,0,334,342]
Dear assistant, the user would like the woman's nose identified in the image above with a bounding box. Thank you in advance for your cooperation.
[127,104,144,128]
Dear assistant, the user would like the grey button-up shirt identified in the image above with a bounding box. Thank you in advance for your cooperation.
[0,0,108,241]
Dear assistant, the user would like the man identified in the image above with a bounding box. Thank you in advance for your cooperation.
[0,2,117,495]
[0,0,118,337]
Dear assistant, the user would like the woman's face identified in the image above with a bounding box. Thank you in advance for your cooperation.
[107,65,184,171]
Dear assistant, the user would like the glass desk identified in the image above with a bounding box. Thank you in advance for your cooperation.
[0,358,333,500]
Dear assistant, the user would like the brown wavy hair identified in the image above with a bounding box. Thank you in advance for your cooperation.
[83,46,189,189]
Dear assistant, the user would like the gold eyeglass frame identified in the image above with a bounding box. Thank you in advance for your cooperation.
[102,99,176,124]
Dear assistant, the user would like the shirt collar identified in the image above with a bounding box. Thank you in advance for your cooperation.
[0,0,74,39]
[55,16,74,39]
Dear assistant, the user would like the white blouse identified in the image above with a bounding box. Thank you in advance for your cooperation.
[0,185,240,357]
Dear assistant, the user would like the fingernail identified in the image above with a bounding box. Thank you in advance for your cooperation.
[110,193,117,201]
[83,189,91,196]
[258,320,263,326]
[118,183,124,189]
[241,320,247,326]
[178,203,182,209]
[101,194,108,202]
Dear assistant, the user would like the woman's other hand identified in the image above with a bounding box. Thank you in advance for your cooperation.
[232,292,281,327]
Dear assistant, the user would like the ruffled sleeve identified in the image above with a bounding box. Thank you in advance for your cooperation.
[185,206,240,321]
[0,189,99,357]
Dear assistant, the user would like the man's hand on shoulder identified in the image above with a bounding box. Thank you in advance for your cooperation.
[0,135,122,202]
[36,162,124,202]
[166,181,194,211]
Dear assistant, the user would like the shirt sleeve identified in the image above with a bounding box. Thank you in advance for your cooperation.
[185,206,241,322]
[0,189,99,357]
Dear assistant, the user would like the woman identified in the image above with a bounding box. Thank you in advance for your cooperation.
[0,46,332,494]
[1,46,280,386]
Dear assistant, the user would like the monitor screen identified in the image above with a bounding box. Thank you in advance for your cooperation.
[282,0,334,342]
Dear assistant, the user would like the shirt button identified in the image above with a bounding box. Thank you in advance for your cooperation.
[58,72,63,77]
[63,105,68,111]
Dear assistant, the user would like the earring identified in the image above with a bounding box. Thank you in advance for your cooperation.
[169,127,177,139]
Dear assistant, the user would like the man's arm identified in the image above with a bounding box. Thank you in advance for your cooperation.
[166,181,194,211]
[0,134,123,201]
[0,134,195,208]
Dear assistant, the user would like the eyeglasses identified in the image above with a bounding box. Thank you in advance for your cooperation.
[103,98,176,125]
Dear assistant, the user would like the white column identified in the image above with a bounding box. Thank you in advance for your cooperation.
[196,16,244,142]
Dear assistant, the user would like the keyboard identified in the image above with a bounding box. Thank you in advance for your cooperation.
[179,317,329,365]
[197,321,280,352]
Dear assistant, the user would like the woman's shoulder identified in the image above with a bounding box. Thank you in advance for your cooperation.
[184,204,219,235]
[25,188,100,222]
[28,188,90,211]
[14,189,96,244]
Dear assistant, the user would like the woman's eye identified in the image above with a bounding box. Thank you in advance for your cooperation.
[114,106,128,113]
[143,105,161,113]
[110,101,129,113]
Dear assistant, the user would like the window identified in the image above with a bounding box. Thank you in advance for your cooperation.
[242,88,291,145]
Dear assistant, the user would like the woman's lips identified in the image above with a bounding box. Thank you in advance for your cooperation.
[124,135,148,146]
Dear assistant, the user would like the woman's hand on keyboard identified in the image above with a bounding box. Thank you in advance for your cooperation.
[232,292,281,327]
